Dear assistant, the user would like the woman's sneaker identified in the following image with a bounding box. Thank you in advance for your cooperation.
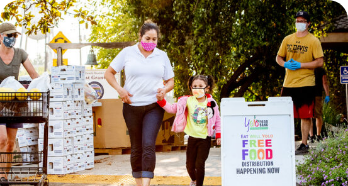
[295,143,309,155]
[189,180,196,186]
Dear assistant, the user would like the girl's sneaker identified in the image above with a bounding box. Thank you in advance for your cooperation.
[189,180,196,186]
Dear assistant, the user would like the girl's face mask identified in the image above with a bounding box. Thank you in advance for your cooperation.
[192,87,206,98]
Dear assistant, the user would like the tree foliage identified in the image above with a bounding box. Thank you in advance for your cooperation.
[0,0,97,35]
[5,0,345,113]
[87,0,138,69]
[324,50,348,114]
[123,0,346,104]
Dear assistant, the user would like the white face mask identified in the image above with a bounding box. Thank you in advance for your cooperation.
[296,23,307,32]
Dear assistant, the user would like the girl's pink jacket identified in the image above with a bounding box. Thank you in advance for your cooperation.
[157,94,221,139]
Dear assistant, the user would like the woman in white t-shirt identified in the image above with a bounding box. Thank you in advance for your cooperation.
[105,20,174,186]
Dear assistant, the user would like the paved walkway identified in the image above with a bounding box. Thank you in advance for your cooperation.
[7,140,321,185]
[44,141,318,186]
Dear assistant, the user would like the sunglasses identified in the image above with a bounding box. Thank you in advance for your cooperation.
[5,33,18,38]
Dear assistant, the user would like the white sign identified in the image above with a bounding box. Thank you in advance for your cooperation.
[85,69,120,99]
[221,97,295,186]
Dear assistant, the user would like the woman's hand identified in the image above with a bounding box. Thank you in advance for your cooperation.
[119,88,133,104]
[156,88,166,101]
[216,138,221,146]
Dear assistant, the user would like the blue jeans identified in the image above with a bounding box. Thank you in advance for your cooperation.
[123,102,164,179]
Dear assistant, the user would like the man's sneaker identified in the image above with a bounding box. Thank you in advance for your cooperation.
[309,136,315,143]
[295,143,309,155]
[316,135,323,142]
[189,180,196,186]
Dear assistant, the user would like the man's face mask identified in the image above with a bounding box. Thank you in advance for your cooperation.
[295,23,307,32]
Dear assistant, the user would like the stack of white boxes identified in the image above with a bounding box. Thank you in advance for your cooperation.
[38,65,94,174]
[15,124,40,164]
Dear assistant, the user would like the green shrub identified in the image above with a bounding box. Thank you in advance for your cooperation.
[323,103,346,127]
[296,129,348,186]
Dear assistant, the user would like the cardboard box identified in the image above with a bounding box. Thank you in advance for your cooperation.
[93,99,130,148]
[74,135,83,145]
[48,120,64,138]
[155,112,185,146]
[63,101,74,110]
[93,99,183,148]
[85,150,94,169]
[75,126,84,136]
[23,123,38,128]
[67,163,75,173]
[46,156,71,174]
[83,103,93,116]
[74,144,86,154]
[51,65,85,83]
[85,133,94,151]
[73,83,84,100]
[63,84,73,100]
[156,112,176,145]
[26,136,38,146]
[85,124,93,134]
[51,74,76,84]
[45,138,73,156]
[50,90,64,101]
[25,128,39,137]
[83,116,93,125]
[49,102,64,120]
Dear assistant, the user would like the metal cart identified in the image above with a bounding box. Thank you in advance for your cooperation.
[0,91,49,186]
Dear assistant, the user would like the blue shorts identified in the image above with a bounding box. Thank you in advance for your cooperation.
[0,123,23,128]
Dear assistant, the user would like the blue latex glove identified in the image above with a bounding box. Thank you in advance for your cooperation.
[324,96,330,104]
[284,61,294,70]
[290,59,301,70]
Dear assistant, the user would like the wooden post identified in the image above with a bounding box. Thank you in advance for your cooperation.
[57,47,63,66]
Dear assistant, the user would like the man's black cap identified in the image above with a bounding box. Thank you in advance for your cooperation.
[295,11,310,22]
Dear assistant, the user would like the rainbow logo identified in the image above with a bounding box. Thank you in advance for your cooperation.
[244,116,269,132]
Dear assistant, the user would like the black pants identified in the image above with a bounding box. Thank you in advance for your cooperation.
[123,103,164,178]
[186,136,211,186]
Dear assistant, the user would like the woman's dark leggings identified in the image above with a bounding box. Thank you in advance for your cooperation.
[123,103,164,179]
[186,136,211,186]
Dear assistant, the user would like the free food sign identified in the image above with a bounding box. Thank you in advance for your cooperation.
[221,97,296,186]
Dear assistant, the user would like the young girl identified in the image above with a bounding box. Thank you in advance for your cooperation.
[156,75,221,186]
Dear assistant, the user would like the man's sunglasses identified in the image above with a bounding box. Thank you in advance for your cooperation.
[5,33,18,38]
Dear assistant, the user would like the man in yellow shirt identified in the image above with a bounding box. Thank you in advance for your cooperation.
[276,11,324,155]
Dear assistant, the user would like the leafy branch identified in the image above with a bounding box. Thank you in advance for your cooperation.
[0,0,97,35]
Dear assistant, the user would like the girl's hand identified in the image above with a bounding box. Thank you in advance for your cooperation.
[216,138,221,146]
[157,88,166,101]
[156,92,163,101]
[119,88,133,104]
